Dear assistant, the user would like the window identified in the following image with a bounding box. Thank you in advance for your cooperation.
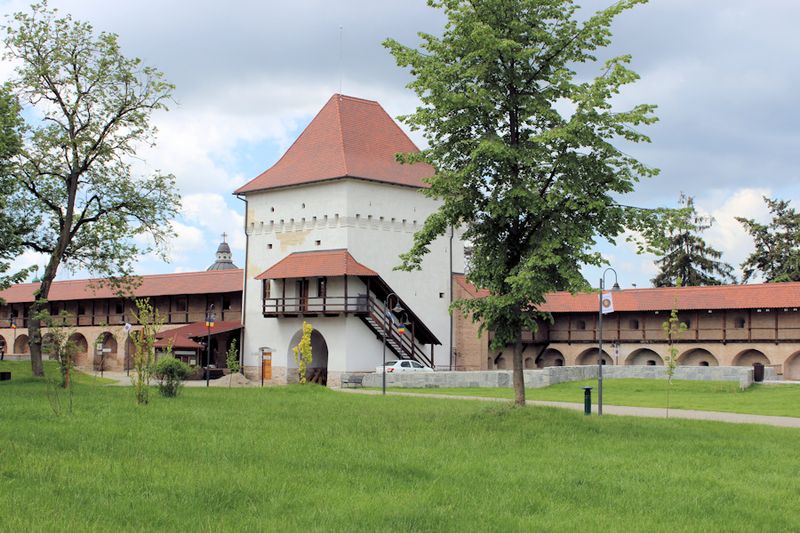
[629,319,640,330]
[270,206,275,212]
[647,360,656,366]
[223,294,233,311]
[267,243,273,250]
[301,203,305,209]
[699,361,710,367]
[735,317,746,329]
[174,298,187,312]
[315,240,321,246]
[576,320,587,330]
[114,301,124,315]
[439,292,445,299]
[684,319,691,328]
[78,302,86,315]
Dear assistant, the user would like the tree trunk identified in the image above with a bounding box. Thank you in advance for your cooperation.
[28,317,44,376]
[512,331,526,406]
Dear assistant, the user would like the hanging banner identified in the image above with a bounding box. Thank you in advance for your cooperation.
[600,292,614,314]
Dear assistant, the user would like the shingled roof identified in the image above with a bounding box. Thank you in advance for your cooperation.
[234,94,434,194]
[256,249,377,280]
[0,269,244,304]
[453,274,800,312]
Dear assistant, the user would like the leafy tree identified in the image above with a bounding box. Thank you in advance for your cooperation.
[130,299,163,405]
[651,194,735,287]
[0,85,34,293]
[385,0,671,405]
[736,197,800,283]
[3,2,180,377]
[292,321,313,384]
[154,355,191,398]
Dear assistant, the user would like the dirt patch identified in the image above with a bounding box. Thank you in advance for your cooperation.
[209,372,254,387]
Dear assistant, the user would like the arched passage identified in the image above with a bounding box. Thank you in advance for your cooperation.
[287,327,329,385]
[95,332,118,371]
[69,333,89,366]
[576,348,613,366]
[0,334,7,357]
[785,352,800,381]
[678,348,718,366]
[626,348,664,366]
[536,348,565,368]
[732,349,770,367]
[14,334,29,354]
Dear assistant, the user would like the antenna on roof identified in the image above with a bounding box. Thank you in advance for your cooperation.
[338,25,343,95]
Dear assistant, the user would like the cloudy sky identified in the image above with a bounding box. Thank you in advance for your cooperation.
[3,0,799,289]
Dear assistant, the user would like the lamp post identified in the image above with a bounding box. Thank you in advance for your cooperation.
[206,304,216,387]
[597,267,620,416]
[382,293,404,396]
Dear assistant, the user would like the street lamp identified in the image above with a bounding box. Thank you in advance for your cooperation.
[382,293,404,396]
[597,267,620,416]
[205,303,216,387]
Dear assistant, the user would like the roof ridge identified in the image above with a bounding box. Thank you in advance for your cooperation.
[335,95,349,178]
[335,93,380,105]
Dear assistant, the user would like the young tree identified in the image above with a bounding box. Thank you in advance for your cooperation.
[130,299,163,405]
[225,338,240,388]
[292,322,313,384]
[385,0,669,405]
[4,3,180,377]
[736,197,800,283]
[661,281,687,418]
[651,194,735,287]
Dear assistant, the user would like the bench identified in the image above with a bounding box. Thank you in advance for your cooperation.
[0,371,10,381]
[342,375,364,388]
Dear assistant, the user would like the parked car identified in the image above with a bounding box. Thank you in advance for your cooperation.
[375,360,433,373]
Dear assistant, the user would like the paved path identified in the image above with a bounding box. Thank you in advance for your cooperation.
[337,388,800,429]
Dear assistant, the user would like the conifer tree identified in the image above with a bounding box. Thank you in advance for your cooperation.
[651,194,735,287]
[736,197,800,283]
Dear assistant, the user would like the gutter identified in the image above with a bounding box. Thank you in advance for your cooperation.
[235,192,249,374]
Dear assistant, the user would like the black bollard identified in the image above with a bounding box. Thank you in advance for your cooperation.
[582,386,592,416]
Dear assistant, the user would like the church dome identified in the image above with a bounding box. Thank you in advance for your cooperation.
[207,234,238,271]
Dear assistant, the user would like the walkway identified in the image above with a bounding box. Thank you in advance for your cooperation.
[337,388,800,429]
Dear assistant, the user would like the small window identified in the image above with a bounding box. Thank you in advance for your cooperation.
[699,361,710,367]
[647,360,656,366]
[301,203,305,209]
[267,243,273,250]
[629,319,639,330]
[576,320,587,330]
[735,317,746,329]
[223,294,233,311]
[439,292,445,299]
[315,240,321,246]
[114,301,124,315]
[174,298,187,312]
[77,302,86,315]
[270,207,275,212]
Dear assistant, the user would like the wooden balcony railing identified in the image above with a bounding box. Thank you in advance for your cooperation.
[263,295,369,316]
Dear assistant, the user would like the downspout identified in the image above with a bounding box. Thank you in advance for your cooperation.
[235,193,249,374]
[449,225,454,371]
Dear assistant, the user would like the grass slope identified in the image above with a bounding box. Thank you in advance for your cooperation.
[375,379,800,418]
[1,362,799,531]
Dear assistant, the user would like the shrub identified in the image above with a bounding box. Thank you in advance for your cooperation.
[154,356,191,398]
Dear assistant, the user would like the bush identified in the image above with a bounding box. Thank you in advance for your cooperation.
[154,356,191,398]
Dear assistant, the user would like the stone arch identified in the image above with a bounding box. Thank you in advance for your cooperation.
[536,348,565,368]
[732,349,771,367]
[678,348,719,366]
[94,332,118,371]
[524,356,534,369]
[576,348,613,366]
[287,327,329,385]
[69,333,89,366]
[625,348,664,366]
[14,334,29,354]
[785,351,800,381]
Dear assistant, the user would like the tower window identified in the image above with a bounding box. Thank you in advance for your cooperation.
[267,243,273,250]
[315,240,321,246]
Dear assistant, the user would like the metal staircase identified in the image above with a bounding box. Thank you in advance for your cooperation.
[358,296,434,368]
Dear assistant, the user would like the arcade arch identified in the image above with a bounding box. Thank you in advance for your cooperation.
[785,351,800,381]
[732,349,770,367]
[287,327,329,385]
[14,334,29,354]
[626,348,663,366]
[94,332,118,370]
[69,333,89,366]
[678,348,718,366]
[536,349,565,368]
[576,348,613,366]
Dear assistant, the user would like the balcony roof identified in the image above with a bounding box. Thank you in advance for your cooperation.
[256,249,377,280]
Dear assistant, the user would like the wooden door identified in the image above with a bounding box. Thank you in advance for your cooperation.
[296,279,309,312]
[262,351,272,381]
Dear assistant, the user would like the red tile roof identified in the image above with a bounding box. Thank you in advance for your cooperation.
[256,249,378,280]
[452,274,800,312]
[235,94,434,194]
[155,321,242,350]
[0,269,244,304]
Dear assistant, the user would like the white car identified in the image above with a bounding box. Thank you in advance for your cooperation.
[376,360,433,373]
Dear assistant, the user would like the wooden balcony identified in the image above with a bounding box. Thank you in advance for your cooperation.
[263,296,368,317]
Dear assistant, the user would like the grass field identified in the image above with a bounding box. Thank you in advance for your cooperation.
[373,379,800,418]
[2,361,800,531]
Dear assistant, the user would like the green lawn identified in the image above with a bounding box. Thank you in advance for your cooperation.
[2,361,800,531]
[375,379,800,418]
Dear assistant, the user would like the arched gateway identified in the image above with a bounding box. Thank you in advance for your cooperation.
[287,328,329,385]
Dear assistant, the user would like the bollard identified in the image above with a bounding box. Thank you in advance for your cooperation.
[582,386,592,416]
